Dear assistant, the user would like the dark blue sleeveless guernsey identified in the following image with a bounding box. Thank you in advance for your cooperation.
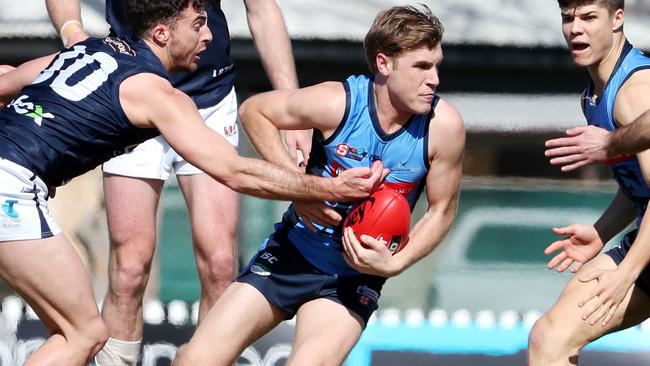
[583,40,650,224]
[275,75,433,276]
[0,36,166,187]
[106,0,234,109]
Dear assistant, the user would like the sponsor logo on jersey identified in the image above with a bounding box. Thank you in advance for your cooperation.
[9,96,54,126]
[335,144,368,161]
[357,285,379,307]
[381,182,417,195]
[213,64,234,78]
[103,37,136,56]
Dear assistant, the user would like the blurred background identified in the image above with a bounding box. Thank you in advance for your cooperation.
[1,0,650,365]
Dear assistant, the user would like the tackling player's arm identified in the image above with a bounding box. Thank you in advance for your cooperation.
[343,100,465,277]
[576,69,650,326]
[0,54,58,108]
[45,0,89,47]
[120,73,383,202]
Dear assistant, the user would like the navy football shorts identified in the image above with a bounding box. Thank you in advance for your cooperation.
[606,229,650,295]
[236,236,385,326]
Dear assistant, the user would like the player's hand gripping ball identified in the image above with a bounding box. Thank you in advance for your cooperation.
[343,188,411,254]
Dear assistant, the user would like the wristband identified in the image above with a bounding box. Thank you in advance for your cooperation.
[59,19,83,46]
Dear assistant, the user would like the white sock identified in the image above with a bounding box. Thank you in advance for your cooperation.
[95,337,142,366]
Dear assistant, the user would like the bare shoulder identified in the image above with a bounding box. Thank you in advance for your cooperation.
[615,69,650,126]
[431,97,466,139]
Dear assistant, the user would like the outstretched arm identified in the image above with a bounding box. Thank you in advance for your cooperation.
[0,55,58,107]
[244,0,311,167]
[342,99,466,277]
[45,0,89,47]
[121,74,384,202]
[545,189,636,273]
[545,110,650,172]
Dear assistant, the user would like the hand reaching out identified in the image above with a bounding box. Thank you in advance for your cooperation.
[545,224,604,273]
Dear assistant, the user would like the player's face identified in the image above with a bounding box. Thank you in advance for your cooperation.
[168,5,212,72]
[386,44,442,115]
[561,4,620,67]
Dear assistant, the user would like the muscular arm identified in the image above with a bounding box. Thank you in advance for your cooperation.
[607,110,650,156]
[391,100,465,274]
[610,70,650,277]
[120,74,381,201]
[45,0,89,47]
[244,0,312,167]
[0,54,57,107]
[239,82,345,170]
[244,0,297,90]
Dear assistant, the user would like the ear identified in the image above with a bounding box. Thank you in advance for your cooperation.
[612,8,624,31]
[151,24,170,45]
[375,53,392,76]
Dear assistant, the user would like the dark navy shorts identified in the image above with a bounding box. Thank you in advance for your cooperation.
[236,237,385,326]
[606,230,650,295]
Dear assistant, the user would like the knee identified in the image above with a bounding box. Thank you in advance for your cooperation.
[529,313,580,363]
[198,247,237,284]
[69,316,109,358]
[529,315,553,355]
[110,254,152,297]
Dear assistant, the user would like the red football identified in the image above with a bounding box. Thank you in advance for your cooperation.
[343,188,411,254]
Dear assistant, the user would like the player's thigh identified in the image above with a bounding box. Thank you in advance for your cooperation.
[288,298,364,366]
[544,254,650,346]
[184,282,285,356]
[177,173,239,237]
[0,235,100,332]
[103,173,164,247]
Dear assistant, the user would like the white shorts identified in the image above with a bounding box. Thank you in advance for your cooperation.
[0,159,60,241]
[103,88,239,179]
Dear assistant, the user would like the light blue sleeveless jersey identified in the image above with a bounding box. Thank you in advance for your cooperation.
[273,75,434,276]
[583,40,650,222]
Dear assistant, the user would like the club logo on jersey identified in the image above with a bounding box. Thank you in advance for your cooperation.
[335,144,368,161]
[103,37,136,56]
[357,286,379,307]
[2,200,18,219]
[8,95,54,126]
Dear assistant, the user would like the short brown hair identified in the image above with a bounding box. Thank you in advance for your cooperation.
[557,0,624,13]
[363,4,444,74]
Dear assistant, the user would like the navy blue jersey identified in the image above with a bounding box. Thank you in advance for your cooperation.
[277,75,433,276]
[106,0,235,109]
[583,40,650,223]
[0,36,166,187]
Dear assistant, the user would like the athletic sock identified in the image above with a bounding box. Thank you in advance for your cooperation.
[95,337,142,366]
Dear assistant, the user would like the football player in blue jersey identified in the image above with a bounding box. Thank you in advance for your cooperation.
[529,1,650,365]
[43,0,310,364]
[172,5,465,366]
[0,1,385,365]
